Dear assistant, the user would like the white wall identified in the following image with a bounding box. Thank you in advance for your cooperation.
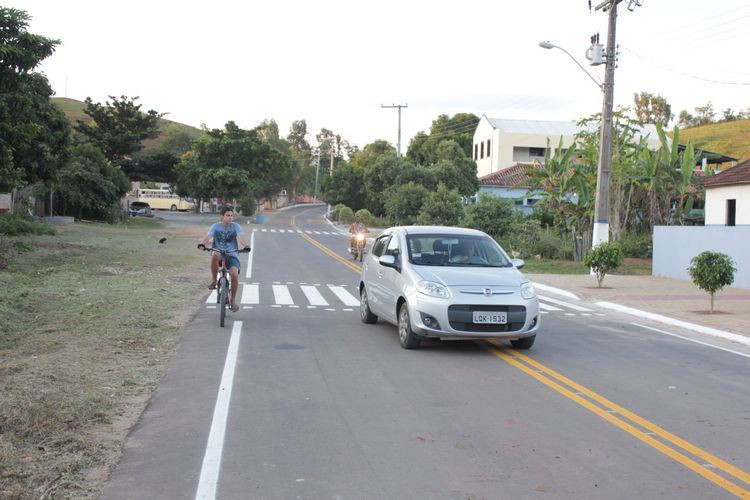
[473,117,496,178]
[653,226,750,289]
[705,185,750,225]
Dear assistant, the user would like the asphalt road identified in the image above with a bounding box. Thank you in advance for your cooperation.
[102,205,750,499]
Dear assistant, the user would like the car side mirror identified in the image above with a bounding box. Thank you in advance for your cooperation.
[379,254,399,270]
[512,258,525,269]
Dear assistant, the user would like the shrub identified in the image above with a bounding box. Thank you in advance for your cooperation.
[461,193,521,238]
[583,242,624,288]
[416,184,463,226]
[687,251,736,313]
[618,232,652,258]
[338,206,354,224]
[531,232,567,259]
[354,209,373,225]
[332,203,348,221]
[0,214,56,236]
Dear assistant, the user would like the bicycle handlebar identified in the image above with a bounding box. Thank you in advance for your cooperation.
[198,245,251,253]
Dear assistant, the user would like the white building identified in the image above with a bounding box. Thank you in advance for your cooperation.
[472,116,662,178]
[703,158,750,226]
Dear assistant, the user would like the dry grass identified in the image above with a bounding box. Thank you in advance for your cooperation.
[674,119,750,163]
[0,218,205,498]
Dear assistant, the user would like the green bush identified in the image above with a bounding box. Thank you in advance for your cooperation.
[338,206,354,224]
[383,182,429,226]
[461,193,521,238]
[332,203,348,221]
[618,232,652,258]
[354,209,373,225]
[0,214,56,236]
[416,184,463,226]
[531,232,567,259]
[583,242,624,288]
[687,251,736,313]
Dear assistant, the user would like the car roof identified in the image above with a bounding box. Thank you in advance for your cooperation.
[389,226,488,237]
[131,201,150,207]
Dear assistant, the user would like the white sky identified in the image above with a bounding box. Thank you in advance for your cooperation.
[6,0,750,151]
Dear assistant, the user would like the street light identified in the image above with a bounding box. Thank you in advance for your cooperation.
[538,41,602,90]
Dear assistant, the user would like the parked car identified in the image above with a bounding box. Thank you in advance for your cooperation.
[128,201,153,217]
[358,226,540,349]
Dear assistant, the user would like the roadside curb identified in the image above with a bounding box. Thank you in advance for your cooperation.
[595,301,750,346]
[533,280,749,346]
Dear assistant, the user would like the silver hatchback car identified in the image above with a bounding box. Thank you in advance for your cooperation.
[358,226,540,349]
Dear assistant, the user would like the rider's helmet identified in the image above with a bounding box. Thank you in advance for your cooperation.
[355,216,362,223]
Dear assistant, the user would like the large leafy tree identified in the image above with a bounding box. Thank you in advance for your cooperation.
[417,184,463,226]
[320,161,365,208]
[75,95,163,164]
[406,113,479,165]
[286,119,315,198]
[55,143,130,220]
[175,121,294,208]
[0,7,69,192]
[633,92,672,127]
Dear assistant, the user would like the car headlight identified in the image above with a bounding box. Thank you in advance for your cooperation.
[416,281,451,299]
[520,281,536,299]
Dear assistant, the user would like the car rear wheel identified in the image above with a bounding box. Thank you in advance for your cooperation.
[360,287,377,324]
[170,204,177,211]
[511,335,535,349]
[398,304,421,349]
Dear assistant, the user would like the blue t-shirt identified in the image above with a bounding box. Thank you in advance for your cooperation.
[208,222,244,257]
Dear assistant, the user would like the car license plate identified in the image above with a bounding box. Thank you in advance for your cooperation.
[473,311,507,324]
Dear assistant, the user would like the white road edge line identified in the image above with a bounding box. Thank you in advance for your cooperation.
[632,322,750,359]
[531,282,579,300]
[245,231,255,279]
[537,294,593,312]
[195,321,243,500]
[598,301,750,347]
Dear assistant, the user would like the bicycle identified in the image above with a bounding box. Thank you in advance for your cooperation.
[198,245,251,327]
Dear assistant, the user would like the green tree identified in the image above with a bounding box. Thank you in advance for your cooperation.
[75,95,163,164]
[156,123,201,157]
[406,113,479,165]
[583,242,624,288]
[417,184,463,226]
[286,119,314,199]
[383,182,430,225]
[175,121,293,207]
[362,154,410,215]
[0,8,69,193]
[633,92,673,127]
[55,143,130,220]
[687,251,736,313]
[461,193,521,239]
[320,161,365,209]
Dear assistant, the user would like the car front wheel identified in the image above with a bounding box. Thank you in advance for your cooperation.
[360,287,377,324]
[398,304,421,349]
[510,335,535,349]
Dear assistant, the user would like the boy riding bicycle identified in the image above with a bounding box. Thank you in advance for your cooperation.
[198,206,250,312]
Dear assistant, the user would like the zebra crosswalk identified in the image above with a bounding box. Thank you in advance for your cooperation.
[249,228,347,236]
[205,282,360,311]
[205,283,608,318]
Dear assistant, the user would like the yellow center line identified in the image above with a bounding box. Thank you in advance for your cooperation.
[291,214,362,274]
[483,344,750,498]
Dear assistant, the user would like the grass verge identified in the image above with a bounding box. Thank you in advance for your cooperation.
[521,257,652,275]
[0,218,205,499]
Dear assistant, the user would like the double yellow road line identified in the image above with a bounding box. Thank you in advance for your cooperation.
[293,210,750,497]
[485,344,750,497]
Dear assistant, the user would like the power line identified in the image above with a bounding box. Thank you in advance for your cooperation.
[622,46,750,86]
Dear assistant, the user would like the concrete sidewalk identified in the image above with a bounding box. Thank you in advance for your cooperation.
[527,273,750,338]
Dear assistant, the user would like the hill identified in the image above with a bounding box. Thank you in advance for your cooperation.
[672,119,750,163]
[52,97,204,153]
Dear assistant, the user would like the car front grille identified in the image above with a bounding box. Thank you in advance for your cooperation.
[447,304,527,333]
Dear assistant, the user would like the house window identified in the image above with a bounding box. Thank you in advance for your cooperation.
[474,144,478,160]
[480,142,484,159]
[727,199,736,226]
[486,140,491,157]
[529,147,546,158]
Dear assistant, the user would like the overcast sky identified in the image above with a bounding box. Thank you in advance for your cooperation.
[7,0,750,151]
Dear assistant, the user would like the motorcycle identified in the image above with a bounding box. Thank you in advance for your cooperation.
[350,232,366,262]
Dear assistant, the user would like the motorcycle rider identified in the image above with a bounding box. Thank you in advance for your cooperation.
[348,216,369,254]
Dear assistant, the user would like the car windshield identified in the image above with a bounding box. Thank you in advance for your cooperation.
[406,234,512,267]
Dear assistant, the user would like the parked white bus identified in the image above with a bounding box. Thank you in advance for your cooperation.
[137,188,196,211]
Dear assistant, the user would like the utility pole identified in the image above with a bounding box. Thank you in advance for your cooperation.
[313,152,321,202]
[381,104,408,157]
[591,0,619,247]
[591,0,643,248]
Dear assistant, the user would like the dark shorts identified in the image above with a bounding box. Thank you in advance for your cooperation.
[226,255,241,272]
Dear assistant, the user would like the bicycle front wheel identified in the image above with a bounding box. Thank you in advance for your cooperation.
[219,280,229,327]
